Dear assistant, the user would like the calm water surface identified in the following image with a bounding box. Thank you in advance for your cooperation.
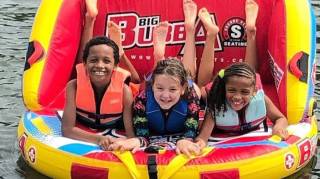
[0,0,40,178]
[0,0,319,178]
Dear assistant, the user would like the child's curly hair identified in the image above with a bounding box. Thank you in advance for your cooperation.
[83,36,120,65]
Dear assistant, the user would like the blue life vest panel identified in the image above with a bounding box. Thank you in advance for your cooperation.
[145,86,188,135]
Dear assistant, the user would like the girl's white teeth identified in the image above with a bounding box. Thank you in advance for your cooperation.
[233,101,241,105]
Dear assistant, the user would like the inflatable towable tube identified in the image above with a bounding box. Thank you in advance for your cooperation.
[19,0,317,178]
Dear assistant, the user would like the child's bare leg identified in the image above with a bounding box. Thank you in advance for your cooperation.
[197,8,219,88]
[182,0,197,80]
[245,0,258,69]
[108,21,140,83]
[245,0,258,33]
[77,13,97,63]
[77,0,98,63]
[153,21,169,69]
[108,21,124,56]
[85,0,98,19]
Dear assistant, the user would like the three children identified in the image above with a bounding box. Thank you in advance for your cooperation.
[62,0,289,157]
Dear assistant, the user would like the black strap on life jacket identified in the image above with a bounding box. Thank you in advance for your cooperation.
[238,118,268,134]
[147,155,158,179]
[263,118,268,132]
[76,113,124,129]
[76,108,122,120]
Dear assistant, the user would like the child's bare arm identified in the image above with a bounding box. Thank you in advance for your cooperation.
[176,110,214,157]
[61,80,78,138]
[265,95,289,139]
[122,84,135,138]
[62,80,111,146]
[195,110,214,146]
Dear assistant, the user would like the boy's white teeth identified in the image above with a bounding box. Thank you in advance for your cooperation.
[94,71,105,75]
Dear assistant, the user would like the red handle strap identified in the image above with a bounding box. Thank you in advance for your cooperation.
[288,51,308,83]
[27,40,44,66]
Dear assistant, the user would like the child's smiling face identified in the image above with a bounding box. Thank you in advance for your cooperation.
[225,75,256,111]
[85,44,116,88]
[152,74,185,110]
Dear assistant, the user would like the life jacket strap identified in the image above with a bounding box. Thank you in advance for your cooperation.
[76,113,122,130]
[76,107,122,119]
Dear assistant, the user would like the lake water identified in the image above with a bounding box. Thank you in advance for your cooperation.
[0,0,319,178]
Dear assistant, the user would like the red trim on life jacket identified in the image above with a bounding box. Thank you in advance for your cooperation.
[215,116,265,132]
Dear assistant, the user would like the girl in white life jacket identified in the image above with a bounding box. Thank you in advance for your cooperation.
[181,62,289,157]
[205,62,288,136]
[177,0,288,157]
